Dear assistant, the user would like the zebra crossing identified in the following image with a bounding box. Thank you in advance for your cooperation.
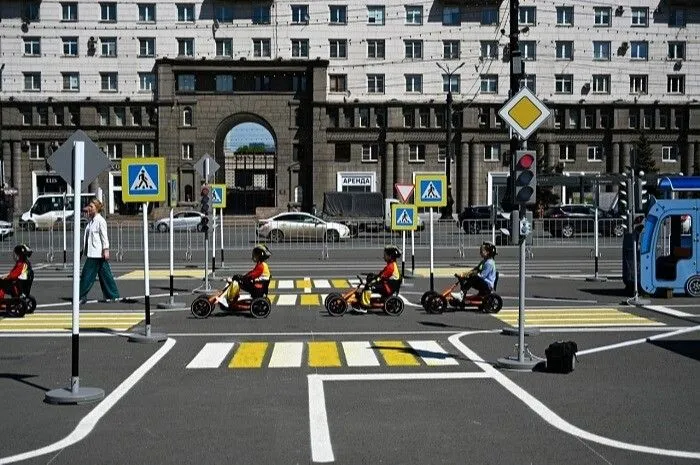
[0,312,144,332]
[494,308,663,327]
[186,340,462,370]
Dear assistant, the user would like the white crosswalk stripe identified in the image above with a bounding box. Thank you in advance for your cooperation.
[314,279,332,289]
[276,294,297,306]
[186,342,235,369]
[341,341,380,367]
[406,340,459,366]
[268,342,304,368]
[277,280,294,289]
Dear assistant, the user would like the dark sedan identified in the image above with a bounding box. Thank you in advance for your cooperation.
[458,205,510,234]
[543,204,625,238]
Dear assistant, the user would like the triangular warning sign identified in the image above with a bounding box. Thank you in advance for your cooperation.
[421,181,441,200]
[130,167,157,190]
[397,210,413,225]
[212,189,222,203]
[395,184,414,203]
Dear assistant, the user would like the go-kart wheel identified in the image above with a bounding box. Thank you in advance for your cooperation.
[421,291,438,309]
[383,296,404,316]
[25,296,37,314]
[191,296,213,319]
[250,297,272,319]
[323,293,337,308]
[480,294,503,313]
[426,294,447,314]
[7,300,27,318]
[326,294,347,317]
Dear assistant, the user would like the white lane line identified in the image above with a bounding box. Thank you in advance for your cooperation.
[314,279,331,289]
[341,341,380,367]
[276,294,297,306]
[577,325,700,356]
[277,280,294,289]
[186,342,235,369]
[0,338,176,465]
[407,340,459,366]
[35,293,176,309]
[269,342,304,368]
[643,305,694,318]
[447,332,700,460]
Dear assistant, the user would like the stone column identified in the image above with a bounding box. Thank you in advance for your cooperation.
[621,143,631,172]
[469,142,478,205]
[393,142,405,184]
[546,143,557,170]
[457,142,469,212]
[611,142,620,175]
[383,142,394,197]
[11,141,22,210]
[684,142,694,176]
[1,141,9,187]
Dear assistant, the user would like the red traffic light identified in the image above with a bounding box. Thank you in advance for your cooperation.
[517,153,535,169]
[201,185,210,196]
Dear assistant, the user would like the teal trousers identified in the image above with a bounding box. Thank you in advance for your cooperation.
[80,258,120,301]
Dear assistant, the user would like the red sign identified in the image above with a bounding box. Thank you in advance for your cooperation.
[394,183,414,203]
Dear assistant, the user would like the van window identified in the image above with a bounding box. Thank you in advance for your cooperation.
[31,197,63,214]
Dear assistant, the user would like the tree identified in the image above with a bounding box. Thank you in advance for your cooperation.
[535,143,560,216]
[633,131,657,175]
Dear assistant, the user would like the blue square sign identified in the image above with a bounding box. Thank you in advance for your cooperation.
[415,174,446,207]
[121,157,166,203]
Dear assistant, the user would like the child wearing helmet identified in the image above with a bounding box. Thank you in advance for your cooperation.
[458,241,497,296]
[225,244,272,305]
[357,245,402,311]
[0,245,33,301]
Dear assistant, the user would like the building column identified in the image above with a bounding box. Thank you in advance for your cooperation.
[393,142,405,184]
[1,141,9,187]
[621,143,631,173]
[611,142,620,175]
[695,142,700,175]
[684,142,694,176]
[457,142,469,212]
[383,142,394,197]
[469,142,478,206]
[11,141,22,210]
[546,143,557,171]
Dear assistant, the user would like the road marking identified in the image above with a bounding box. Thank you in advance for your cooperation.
[300,294,320,306]
[297,278,312,291]
[268,342,304,368]
[117,269,204,280]
[375,340,421,366]
[34,293,176,309]
[228,342,268,368]
[308,341,342,367]
[0,313,144,332]
[494,308,662,327]
[406,340,459,366]
[278,280,294,289]
[577,324,700,356]
[314,279,331,289]
[643,305,694,318]
[276,294,296,306]
[341,341,380,367]
[331,279,349,288]
[186,342,235,369]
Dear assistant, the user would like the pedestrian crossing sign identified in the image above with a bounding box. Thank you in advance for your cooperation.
[210,184,227,209]
[391,204,418,231]
[414,174,446,207]
[121,157,167,203]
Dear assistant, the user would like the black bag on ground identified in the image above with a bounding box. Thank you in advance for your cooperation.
[545,341,578,373]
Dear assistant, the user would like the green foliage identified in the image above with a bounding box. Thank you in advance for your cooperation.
[633,131,657,174]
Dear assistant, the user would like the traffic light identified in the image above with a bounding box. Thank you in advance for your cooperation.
[514,150,536,206]
[618,175,632,231]
[637,171,649,214]
[200,184,211,233]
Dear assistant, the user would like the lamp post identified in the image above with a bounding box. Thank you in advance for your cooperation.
[436,62,464,220]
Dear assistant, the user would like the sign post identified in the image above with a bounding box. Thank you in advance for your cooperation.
[391,203,418,279]
[121,157,168,343]
[415,174,447,292]
[194,154,219,292]
[158,177,186,309]
[211,184,227,268]
[394,183,415,278]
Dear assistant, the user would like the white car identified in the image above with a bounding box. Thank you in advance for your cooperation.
[257,212,350,242]
[153,211,205,232]
[0,220,14,241]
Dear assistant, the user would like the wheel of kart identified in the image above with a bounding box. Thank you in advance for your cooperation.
[685,275,700,297]
[25,296,37,314]
[250,297,272,319]
[421,291,438,308]
[323,292,340,308]
[326,294,348,316]
[190,296,213,319]
[7,300,27,318]
[383,296,404,316]
[426,294,447,314]
[479,294,503,313]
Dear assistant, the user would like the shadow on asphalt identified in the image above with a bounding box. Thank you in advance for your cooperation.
[579,287,632,298]
[369,344,473,363]
[649,339,700,362]
[418,320,483,331]
[0,373,49,392]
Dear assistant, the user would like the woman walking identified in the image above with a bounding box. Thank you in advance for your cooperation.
[79,198,120,303]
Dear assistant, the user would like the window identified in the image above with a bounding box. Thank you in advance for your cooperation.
[367,40,385,59]
[291,5,309,24]
[587,146,603,162]
[631,41,648,60]
[594,7,611,26]
[358,108,369,127]
[139,38,155,57]
[443,74,460,93]
[21,107,31,125]
[419,109,429,128]
[101,37,117,57]
[139,72,155,91]
[480,75,498,94]
[24,37,41,56]
[54,107,64,125]
[68,106,80,126]
[291,39,309,58]
[182,143,194,160]
[519,6,536,25]
[668,42,686,60]
[592,75,610,94]
[405,40,423,59]
[480,41,498,59]
[104,143,122,160]
[24,72,41,91]
[408,144,426,163]
[29,143,45,160]
[519,75,536,92]
[405,74,422,93]
[100,2,117,21]
[559,144,575,162]
[375,108,385,128]
[406,6,422,25]
[629,111,638,129]
[98,107,109,125]
[443,40,460,59]
[593,41,610,60]
[293,75,307,93]
[62,2,78,21]
[253,39,271,57]
[215,5,233,23]
[329,74,346,92]
[583,109,594,129]
[403,108,415,127]
[178,38,194,57]
[668,75,685,94]
[37,106,48,125]
[253,5,271,24]
[135,143,151,157]
[669,9,685,27]
[438,145,447,162]
[555,75,573,94]
[62,72,79,91]
[114,107,125,126]
[101,72,118,91]
[631,7,648,27]
[131,107,142,126]
[138,3,156,22]
[177,74,195,92]
[659,111,668,129]
[182,107,193,126]
[215,74,233,92]
[642,109,653,129]
[556,41,573,60]
[24,1,40,22]
[177,4,195,22]
[362,144,379,162]
[368,6,385,25]
[329,40,347,59]
[662,146,678,162]
[443,6,460,25]
[367,74,384,93]
[629,75,647,94]
[481,8,498,25]
[520,41,536,60]
[216,38,232,57]
[556,6,573,26]
[329,5,346,24]
[484,144,500,161]
[62,37,78,56]
[675,110,685,130]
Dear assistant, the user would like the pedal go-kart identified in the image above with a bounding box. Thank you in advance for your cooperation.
[190,276,272,319]
[1,272,37,318]
[324,274,404,317]
[421,273,502,314]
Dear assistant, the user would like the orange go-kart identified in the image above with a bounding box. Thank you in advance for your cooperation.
[421,272,502,314]
[190,276,272,319]
[324,273,404,317]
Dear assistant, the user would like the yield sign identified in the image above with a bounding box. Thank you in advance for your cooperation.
[395,183,414,203]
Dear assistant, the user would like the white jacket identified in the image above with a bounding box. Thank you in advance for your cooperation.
[84,213,110,258]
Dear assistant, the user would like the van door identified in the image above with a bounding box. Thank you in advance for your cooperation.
[30,196,63,229]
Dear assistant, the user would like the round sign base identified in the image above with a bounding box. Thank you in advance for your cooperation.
[156,301,186,309]
[496,356,544,371]
[128,331,168,344]
[45,386,105,405]
[501,326,540,337]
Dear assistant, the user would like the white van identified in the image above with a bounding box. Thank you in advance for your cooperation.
[20,193,95,230]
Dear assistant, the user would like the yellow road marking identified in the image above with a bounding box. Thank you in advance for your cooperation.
[268,280,276,289]
[296,278,312,289]
[308,341,341,367]
[0,312,144,332]
[495,308,662,327]
[267,295,277,304]
[229,342,268,368]
[299,294,320,306]
[375,340,421,366]
[331,279,349,288]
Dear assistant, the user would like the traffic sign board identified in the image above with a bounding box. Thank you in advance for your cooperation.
[210,184,227,209]
[395,183,415,203]
[121,157,167,203]
[194,153,220,181]
[414,174,447,208]
[391,204,418,231]
[498,87,551,140]
[46,129,110,189]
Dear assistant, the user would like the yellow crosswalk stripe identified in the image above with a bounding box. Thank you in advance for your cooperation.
[495,308,662,327]
[0,313,144,332]
[375,340,421,366]
[299,294,320,306]
[229,342,268,368]
[331,279,350,289]
[308,341,342,367]
[268,280,276,289]
[296,278,312,289]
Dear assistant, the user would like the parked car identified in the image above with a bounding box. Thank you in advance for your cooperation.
[257,212,351,242]
[458,205,509,234]
[0,220,14,241]
[153,211,205,232]
[543,204,624,238]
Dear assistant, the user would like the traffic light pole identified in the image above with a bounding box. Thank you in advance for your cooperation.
[204,158,210,292]
[627,169,650,306]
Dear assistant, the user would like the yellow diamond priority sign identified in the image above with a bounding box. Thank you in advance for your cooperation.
[498,87,551,139]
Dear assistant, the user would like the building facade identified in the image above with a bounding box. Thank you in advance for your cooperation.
[0,0,699,216]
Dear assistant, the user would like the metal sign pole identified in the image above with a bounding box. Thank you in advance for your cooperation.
[62,192,67,269]
[219,207,225,268]
[411,230,415,275]
[204,158,210,291]
[429,207,434,292]
[587,180,607,282]
[157,204,185,309]
[401,230,406,278]
[212,208,217,275]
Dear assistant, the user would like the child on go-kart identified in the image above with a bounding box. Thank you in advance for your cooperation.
[223,244,272,308]
[354,245,402,313]
[0,244,32,300]
[456,241,497,298]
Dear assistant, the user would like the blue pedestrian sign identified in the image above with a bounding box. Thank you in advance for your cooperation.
[414,174,447,208]
[210,184,227,209]
[391,204,418,231]
[121,157,167,203]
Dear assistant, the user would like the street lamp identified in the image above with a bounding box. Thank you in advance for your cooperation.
[437,61,465,220]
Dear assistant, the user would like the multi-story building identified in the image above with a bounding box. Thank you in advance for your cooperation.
[0,0,698,216]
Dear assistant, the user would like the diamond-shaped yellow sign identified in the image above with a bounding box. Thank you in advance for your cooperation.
[498,87,551,139]
[508,97,542,130]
